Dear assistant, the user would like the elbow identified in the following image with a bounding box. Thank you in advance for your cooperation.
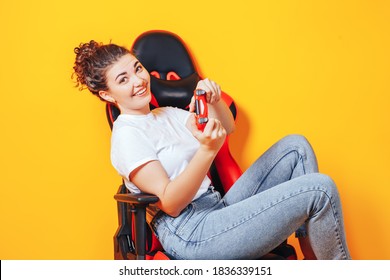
[156,185,183,217]
[157,200,182,218]
[225,122,235,135]
[166,209,181,218]
[162,206,182,218]
[225,112,236,135]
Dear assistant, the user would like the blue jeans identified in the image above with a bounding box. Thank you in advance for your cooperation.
[151,135,351,259]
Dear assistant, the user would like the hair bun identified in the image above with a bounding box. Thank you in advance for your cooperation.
[72,40,129,97]
[74,40,100,61]
[73,40,103,92]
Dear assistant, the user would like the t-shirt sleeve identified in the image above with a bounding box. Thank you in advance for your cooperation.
[110,126,158,180]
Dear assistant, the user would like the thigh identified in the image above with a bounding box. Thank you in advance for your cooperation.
[224,134,318,206]
[184,174,334,259]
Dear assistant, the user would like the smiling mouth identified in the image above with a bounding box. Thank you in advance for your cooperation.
[133,87,147,97]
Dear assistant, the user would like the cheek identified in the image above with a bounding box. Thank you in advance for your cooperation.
[108,88,129,103]
[143,71,151,82]
[105,81,118,94]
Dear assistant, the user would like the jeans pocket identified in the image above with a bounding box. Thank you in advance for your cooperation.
[169,203,195,236]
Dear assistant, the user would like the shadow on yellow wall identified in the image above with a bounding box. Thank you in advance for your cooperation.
[0,0,389,259]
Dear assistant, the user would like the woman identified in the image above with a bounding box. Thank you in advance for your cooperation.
[73,40,351,260]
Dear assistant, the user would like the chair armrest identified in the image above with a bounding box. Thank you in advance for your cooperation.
[114,192,159,260]
[114,193,159,206]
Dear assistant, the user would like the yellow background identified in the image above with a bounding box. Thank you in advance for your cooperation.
[0,0,389,260]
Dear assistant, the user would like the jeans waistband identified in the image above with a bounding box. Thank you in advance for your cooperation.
[150,186,221,237]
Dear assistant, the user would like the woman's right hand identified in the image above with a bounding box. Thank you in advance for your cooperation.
[189,115,226,153]
[132,115,227,217]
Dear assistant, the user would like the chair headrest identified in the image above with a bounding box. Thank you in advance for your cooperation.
[132,30,197,79]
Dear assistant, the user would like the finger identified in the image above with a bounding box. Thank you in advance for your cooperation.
[204,79,221,104]
[211,119,223,139]
[215,84,221,102]
[211,123,221,139]
[196,79,211,103]
[189,96,195,112]
[212,82,221,103]
[206,91,212,103]
[218,126,226,138]
[190,122,205,140]
[202,118,215,136]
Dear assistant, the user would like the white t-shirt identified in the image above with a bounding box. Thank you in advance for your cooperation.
[110,106,211,202]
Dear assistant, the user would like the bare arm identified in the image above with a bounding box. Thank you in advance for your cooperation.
[130,117,226,217]
[208,99,235,134]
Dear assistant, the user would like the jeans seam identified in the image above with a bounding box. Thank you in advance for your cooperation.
[191,185,335,244]
[324,187,350,259]
[176,204,196,236]
[251,146,306,197]
[176,191,220,239]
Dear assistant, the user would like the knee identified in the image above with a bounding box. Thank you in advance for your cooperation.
[306,173,339,198]
[279,134,311,158]
[282,134,311,150]
[281,134,318,171]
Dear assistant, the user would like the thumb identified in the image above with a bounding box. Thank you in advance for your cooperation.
[189,96,195,113]
[188,114,202,137]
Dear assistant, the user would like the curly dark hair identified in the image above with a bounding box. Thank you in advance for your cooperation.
[72,40,130,99]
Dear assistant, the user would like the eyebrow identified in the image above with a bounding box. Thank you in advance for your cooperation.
[115,72,127,81]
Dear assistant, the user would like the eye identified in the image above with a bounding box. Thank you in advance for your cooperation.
[135,65,143,72]
[119,77,128,84]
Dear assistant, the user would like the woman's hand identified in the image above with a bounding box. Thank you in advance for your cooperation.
[189,78,222,112]
[197,78,221,104]
[189,115,226,153]
[132,115,226,217]
[188,77,235,135]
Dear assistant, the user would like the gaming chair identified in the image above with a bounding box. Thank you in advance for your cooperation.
[106,30,297,260]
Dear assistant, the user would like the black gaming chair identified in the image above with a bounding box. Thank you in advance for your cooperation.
[106,30,297,260]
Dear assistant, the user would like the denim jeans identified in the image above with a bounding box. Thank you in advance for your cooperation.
[151,135,351,259]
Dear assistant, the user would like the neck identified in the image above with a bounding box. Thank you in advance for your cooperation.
[119,105,151,115]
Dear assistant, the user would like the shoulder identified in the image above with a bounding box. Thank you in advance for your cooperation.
[154,106,191,124]
[112,118,139,135]
[111,118,147,145]
[153,106,185,115]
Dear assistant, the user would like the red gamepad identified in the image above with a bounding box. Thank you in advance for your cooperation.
[194,89,208,131]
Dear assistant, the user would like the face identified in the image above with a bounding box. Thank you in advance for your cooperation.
[99,53,151,115]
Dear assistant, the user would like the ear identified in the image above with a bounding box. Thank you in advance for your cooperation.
[99,90,116,103]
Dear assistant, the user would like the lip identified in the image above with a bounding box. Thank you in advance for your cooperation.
[132,87,148,97]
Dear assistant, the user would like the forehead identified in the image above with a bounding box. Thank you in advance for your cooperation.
[106,53,138,78]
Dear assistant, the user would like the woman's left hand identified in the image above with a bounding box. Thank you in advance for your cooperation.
[189,78,221,112]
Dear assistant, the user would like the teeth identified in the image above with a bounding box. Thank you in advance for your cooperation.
[134,88,146,96]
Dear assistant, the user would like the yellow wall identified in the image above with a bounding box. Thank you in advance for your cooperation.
[0,0,389,260]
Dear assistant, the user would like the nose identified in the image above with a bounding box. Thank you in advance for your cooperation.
[131,74,145,87]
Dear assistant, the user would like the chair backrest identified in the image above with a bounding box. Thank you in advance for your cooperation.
[106,30,242,193]
[108,30,242,259]
[132,30,196,79]
[108,31,298,260]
